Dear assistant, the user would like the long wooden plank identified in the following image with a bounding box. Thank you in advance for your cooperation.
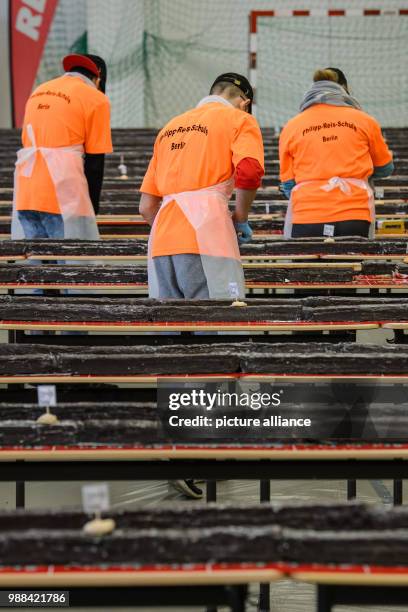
[382,322,408,329]
[13,253,408,262]
[0,282,404,290]
[0,567,283,587]
[26,254,148,261]
[292,569,408,586]
[0,374,407,384]
[1,232,408,240]
[1,446,408,461]
[0,322,380,332]
[24,254,318,261]
[242,262,362,270]
[320,254,407,260]
[18,212,408,223]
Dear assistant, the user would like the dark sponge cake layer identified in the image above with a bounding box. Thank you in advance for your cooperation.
[241,342,408,375]
[2,503,408,566]
[1,502,408,533]
[0,265,148,284]
[1,342,408,376]
[2,295,408,323]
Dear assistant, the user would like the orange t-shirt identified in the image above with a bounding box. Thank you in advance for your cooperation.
[140,101,264,257]
[279,104,393,224]
[16,74,113,214]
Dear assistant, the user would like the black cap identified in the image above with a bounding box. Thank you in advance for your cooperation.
[210,72,254,113]
[86,54,107,93]
[325,67,348,93]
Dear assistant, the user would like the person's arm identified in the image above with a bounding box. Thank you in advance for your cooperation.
[84,97,112,214]
[233,188,257,223]
[372,160,394,179]
[368,118,393,179]
[140,193,162,225]
[279,124,296,199]
[231,116,264,243]
[84,153,105,214]
[233,156,263,243]
[139,133,162,223]
[280,179,296,200]
[233,157,263,220]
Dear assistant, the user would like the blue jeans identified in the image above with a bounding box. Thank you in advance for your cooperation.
[18,210,64,239]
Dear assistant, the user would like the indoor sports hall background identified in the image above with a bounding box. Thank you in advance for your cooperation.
[1,0,408,127]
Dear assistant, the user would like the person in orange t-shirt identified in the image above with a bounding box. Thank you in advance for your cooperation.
[13,53,112,240]
[140,73,264,302]
[279,67,393,238]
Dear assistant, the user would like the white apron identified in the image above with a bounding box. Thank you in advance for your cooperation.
[283,176,375,239]
[148,177,245,299]
[12,124,99,240]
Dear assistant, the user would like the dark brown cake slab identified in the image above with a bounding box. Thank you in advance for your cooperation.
[240,342,408,375]
[0,521,408,567]
[0,419,162,446]
[303,303,408,322]
[241,238,408,256]
[1,502,408,534]
[0,402,157,421]
[0,237,400,258]
[0,526,283,566]
[3,295,408,324]
[279,528,408,566]
[244,267,355,283]
[0,265,149,285]
[0,343,245,376]
[0,264,358,285]
[0,342,408,376]
[0,296,302,323]
[360,261,395,275]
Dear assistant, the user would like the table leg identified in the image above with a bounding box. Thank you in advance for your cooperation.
[393,479,403,505]
[259,479,271,612]
[317,585,333,612]
[347,479,356,500]
[206,480,217,502]
[227,584,247,612]
[206,480,218,612]
[15,460,25,508]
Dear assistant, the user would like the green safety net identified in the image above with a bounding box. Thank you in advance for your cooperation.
[256,14,408,129]
[36,0,408,128]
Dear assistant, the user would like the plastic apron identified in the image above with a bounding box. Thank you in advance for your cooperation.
[12,124,99,240]
[148,177,245,299]
[283,176,375,239]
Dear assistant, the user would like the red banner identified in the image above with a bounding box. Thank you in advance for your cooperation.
[10,0,58,127]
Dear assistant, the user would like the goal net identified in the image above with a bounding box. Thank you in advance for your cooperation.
[251,9,408,128]
[34,1,408,128]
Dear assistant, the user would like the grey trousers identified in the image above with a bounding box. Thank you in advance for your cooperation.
[153,254,210,299]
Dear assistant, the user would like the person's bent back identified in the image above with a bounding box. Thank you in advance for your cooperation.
[13,53,112,241]
[140,73,264,300]
[279,68,393,239]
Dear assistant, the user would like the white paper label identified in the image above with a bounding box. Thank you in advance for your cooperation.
[37,385,57,407]
[228,282,239,299]
[82,483,110,514]
[323,224,335,237]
